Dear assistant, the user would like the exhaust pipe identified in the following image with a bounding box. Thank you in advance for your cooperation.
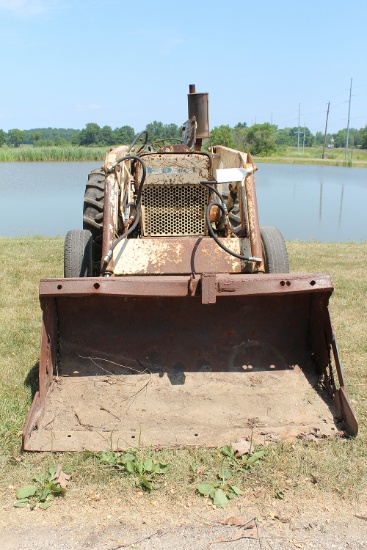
[188,84,210,150]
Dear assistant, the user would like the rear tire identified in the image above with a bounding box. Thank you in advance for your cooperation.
[83,168,105,274]
[261,226,289,273]
[64,229,93,277]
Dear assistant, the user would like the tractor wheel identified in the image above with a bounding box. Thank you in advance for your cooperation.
[64,229,93,277]
[83,168,105,274]
[260,226,289,273]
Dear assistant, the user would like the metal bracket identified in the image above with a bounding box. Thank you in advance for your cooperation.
[201,273,216,304]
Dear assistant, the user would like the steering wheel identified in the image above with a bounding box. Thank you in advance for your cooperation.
[127,130,149,154]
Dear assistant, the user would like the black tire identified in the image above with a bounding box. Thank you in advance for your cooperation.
[260,226,289,273]
[64,229,93,277]
[83,168,105,274]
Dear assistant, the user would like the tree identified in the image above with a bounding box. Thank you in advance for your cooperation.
[145,121,165,141]
[99,125,115,146]
[79,123,101,146]
[0,129,6,146]
[315,131,325,146]
[8,128,26,147]
[302,127,315,147]
[114,125,135,144]
[275,128,291,146]
[55,135,70,146]
[244,123,277,156]
[164,123,181,139]
[28,131,42,144]
[209,125,236,148]
[360,126,367,149]
[71,131,81,145]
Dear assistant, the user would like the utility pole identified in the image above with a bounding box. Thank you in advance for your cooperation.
[302,123,306,153]
[345,78,353,161]
[297,103,301,152]
[322,101,330,159]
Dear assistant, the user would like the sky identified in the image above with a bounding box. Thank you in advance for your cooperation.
[0,0,366,136]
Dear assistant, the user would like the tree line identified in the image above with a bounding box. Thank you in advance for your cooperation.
[1,120,366,153]
[209,123,367,155]
[0,121,181,148]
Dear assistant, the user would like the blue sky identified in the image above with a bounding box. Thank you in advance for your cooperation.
[0,0,366,135]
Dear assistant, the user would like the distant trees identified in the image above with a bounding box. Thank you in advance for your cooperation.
[8,129,26,147]
[361,126,367,150]
[210,123,277,155]
[332,128,362,148]
[145,121,181,142]
[1,120,367,151]
[209,125,237,148]
[245,123,277,155]
[78,123,103,146]
[0,129,6,146]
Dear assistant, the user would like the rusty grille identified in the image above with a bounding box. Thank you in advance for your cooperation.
[141,184,209,236]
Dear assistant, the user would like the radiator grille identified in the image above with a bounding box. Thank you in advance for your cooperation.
[141,184,209,236]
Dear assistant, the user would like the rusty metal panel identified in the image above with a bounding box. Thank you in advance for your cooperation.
[101,172,119,274]
[245,168,263,263]
[138,152,212,184]
[39,273,335,299]
[112,237,244,275]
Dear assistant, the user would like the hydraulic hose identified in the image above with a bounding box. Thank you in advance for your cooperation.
[201,181,262,263]
[102,155,147,270]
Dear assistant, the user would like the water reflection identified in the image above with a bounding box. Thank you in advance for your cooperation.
[319,181,323,224]
[338,185,344,229]
[0,161,366,242]
[255,163,367,242]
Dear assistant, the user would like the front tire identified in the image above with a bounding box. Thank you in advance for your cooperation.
[64,229,93,277]
[261,226,289,273]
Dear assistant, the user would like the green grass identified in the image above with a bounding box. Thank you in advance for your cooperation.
[1,144,367,166]
[0,146,108,162]
[254,146,367,167]
[0,238,366,510]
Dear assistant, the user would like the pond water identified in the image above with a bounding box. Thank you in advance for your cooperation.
[0,161,366,242]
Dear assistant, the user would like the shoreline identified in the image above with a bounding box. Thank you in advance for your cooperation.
[0,146,367,167]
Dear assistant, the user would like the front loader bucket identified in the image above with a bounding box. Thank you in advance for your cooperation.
[23,273,357,451]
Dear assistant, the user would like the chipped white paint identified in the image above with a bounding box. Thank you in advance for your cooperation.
[113,238,243,275]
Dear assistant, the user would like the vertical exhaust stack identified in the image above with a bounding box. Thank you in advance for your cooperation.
[188,84,210,150]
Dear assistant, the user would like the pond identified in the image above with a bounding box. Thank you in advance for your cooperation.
[0,161,366,242]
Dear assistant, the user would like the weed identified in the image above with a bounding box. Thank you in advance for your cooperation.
[196,469,243,508]
[98,450,168,491]
[14,465,69,510]
[221,444,266,470]
[196,444,266,507]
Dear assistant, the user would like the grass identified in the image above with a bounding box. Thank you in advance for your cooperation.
[0,145,108,162]
[1,144,367,166]
[0,237,366,511]
[254,145,367,167]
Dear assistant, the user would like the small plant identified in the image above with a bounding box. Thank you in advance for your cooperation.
[197,468,243,508]
[196,443,267,507]
[98,450,168,491]
[221,444,266,469]
[14,465,69,510]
